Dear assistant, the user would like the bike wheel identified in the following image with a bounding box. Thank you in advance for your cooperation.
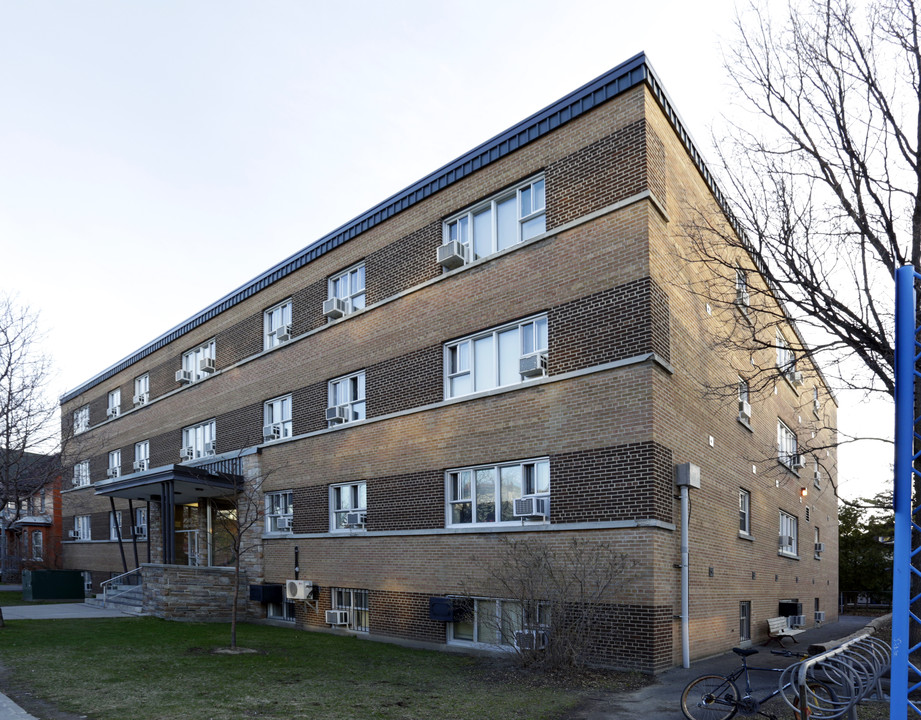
[792,679,838,720]
[680,674,739,720]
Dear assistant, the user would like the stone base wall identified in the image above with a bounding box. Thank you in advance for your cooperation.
[142,563,259,621]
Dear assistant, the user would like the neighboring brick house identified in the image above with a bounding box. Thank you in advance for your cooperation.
[59,52,838,673]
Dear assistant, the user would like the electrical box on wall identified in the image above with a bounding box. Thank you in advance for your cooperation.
[675,463,701,488]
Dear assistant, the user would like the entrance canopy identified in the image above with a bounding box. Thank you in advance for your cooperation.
[94,463,240,502]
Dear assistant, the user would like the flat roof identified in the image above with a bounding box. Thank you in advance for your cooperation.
[61,51,736,404]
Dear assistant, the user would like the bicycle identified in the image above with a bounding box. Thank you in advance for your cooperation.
[680,646,837,719]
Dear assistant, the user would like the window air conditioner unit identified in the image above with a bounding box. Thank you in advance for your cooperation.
[813,471,821,485]
[513,496,549,519]
[793,455,806,469]
[133,460,148,472]
[180,446,195,461]
[437,240,467,270]
[790,615,807,628]
[107,407,119,419]
[736,288,751,308]
[204,440,216,456]
[286,579,314,601]
[175,369,193,384]
[200,357,216,374]
[275,516,293,531]
[519,353,548,378]
[345,511,366,528]
[133,526,147,537]
[106,467,120,479]
[778,535,794,548]
[273,325,291,343]
[326,405,351,423]
[814,542,825,553]
[513,629,549,651]
[133,393,148,406]
[738,399,752,421]
[815,611,826,622]
[325,609,350,626]
[263,424,282,442]
[323,297,348,319]
[67,530,79,540]
[814,398,821,413]
[792,371,805,386]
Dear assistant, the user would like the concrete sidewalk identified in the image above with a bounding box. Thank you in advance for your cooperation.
[596,615,879,719]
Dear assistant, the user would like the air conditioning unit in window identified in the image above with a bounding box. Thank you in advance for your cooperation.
[813,397,821,413]
[263,424,282,442]
[67,530,79,540]
[133,460,147,472]
[273,325,291,343]
[200,357,216,374]
[323,297,348,319]
[204,440,216,456]
[107,407,120,419]
[175,369,193,384]
[814,542,825,554]
[133,393,148,406]
[326,405,351,423]
[325,609,350,626]
[106,468,120,479]
[790,615,807,628]
[286,579,314,601]
[793,455,806,469]
[738,400,752,422]
[133,526,147,537]
[437,240,467,270]
[514,629,549,651]
[778,535,794,548]
[345,511,366,528]
[815,611,826,623]
[180,446,195,461]
[792,371,805,386]
[513,497,548,519]
[736,288,751,308]
[275,516,293,531]
[519,353,548,378]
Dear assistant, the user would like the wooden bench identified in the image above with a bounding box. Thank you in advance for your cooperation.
[766,616,806,646]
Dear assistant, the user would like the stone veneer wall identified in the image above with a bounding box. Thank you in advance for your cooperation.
[142,563,258,621]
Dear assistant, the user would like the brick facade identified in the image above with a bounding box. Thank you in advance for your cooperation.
[58,56,838,674]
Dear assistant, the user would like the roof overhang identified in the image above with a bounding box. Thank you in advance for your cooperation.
[94,463,239,501]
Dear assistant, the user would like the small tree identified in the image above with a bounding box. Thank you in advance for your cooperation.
[474,536,635,670]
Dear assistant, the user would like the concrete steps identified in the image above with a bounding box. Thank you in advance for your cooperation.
[84,583,146,615]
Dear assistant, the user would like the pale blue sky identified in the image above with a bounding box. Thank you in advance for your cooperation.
[0,0,887,498]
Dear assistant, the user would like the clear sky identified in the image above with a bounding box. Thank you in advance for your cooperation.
[0,0,889,500]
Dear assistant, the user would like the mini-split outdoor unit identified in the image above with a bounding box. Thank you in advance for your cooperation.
[519,353,548,378]
[513,497,548,519]
[286,579,314,601]
[325,609,350,626]
[323,298,348,319]
[326,405,351,423]
[263,424,282,442]
[345,511,366,528]
[175,369,193,384]
[200,357,216,374]
[437,240,466,270]
[513,629,549,651]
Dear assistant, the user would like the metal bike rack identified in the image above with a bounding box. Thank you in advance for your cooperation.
[777,633,891,719]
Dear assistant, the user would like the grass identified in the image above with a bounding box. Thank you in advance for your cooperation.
[0,618,645,720]
[0,591,84,607]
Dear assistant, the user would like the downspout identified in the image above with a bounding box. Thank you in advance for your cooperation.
[675,463,700,669]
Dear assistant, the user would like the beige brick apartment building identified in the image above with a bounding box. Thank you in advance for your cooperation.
[59,53,838,673]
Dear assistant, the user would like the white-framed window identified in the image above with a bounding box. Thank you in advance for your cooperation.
[776,331,796,377]
[265,490,293,533]
[814,526,821,558]
[777,420,799,469]
[73,405,89,434]
[327,264,366,315]
[813,456,821,489]
[447,458,549,527]
[134,507,147,539]
[109,510,123,541]
[445,315,548,399]
[107,450,121,479]
[181,339,216,382]
[740,600,751,643]
[107,389,121,419]
[738,377,751,423]
[442,176,546,267]
[327,371,366,426]
[74,515,91,541]
[31,529,43,560]
[330,481,366,531]
[739,488,751,536]
[181,419,216,460]
[264,395,293,441]
[449,597,549,648]
[73,460,90,488]
[134,441,150,473]
[812,386,821,415]
[779,510,798,556]
[264,300,293,350]
[735,267,750,310]
[133,374,150,406]
[331,587,369,632]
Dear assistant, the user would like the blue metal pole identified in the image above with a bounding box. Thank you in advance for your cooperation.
[892,264,916,718]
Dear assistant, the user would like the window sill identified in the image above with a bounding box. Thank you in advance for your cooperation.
[777,551,800,560]
[814,555,821,561]
[447,520,550,530]
[738,532,754,542]
[737,416,753,432]
[778,460,801,476]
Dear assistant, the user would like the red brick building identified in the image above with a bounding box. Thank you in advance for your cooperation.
[59,53,838,672]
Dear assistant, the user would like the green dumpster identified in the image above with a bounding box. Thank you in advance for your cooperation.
[22,570,85,601]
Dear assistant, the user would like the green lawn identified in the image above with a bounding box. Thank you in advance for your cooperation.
[0,618,643,720]
[0,591,83,607]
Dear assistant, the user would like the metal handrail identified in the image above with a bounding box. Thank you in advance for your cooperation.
[100,567,142,607]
